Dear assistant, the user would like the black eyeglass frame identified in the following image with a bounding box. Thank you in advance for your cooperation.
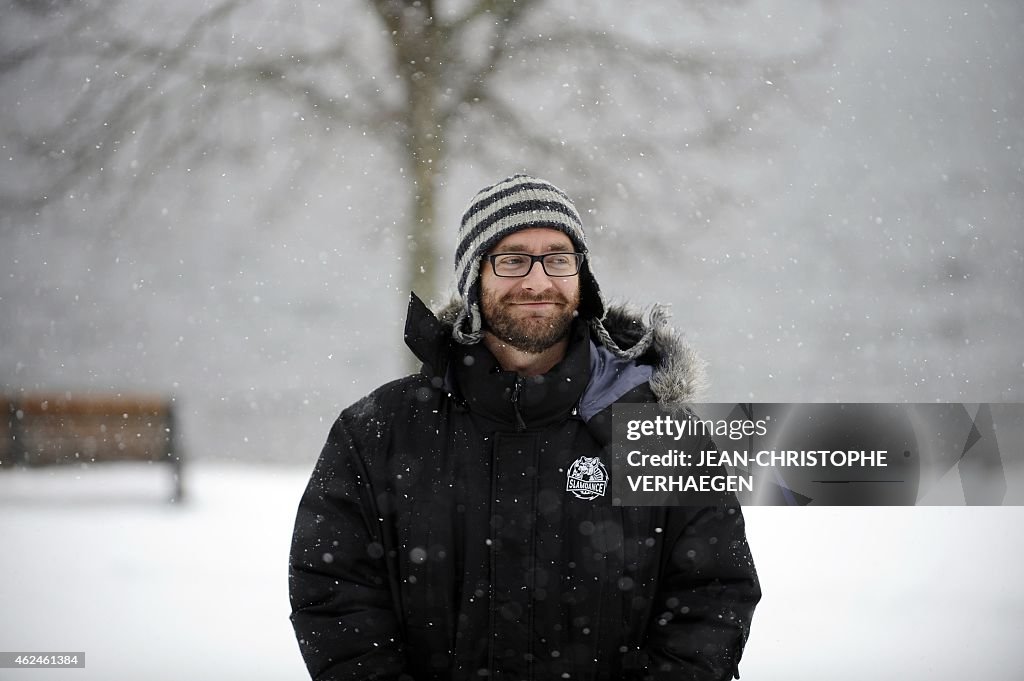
[485,252,586,278]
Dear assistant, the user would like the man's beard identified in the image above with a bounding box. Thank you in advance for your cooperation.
[481,288,580,354]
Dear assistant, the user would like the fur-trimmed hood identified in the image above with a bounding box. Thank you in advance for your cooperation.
[405,294,707,412]
[596,302,709,409]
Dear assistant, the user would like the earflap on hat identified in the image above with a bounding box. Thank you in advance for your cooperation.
[452,258,485,345]
[577,258,606,322]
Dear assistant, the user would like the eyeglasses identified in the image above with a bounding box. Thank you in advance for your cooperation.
[486,252,585,277]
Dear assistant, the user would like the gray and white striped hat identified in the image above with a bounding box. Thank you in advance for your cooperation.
[451,174,606,344]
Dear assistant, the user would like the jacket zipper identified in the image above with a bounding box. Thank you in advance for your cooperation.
[511,376,527,431]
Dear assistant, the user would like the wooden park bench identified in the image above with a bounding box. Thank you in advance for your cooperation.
[1,393,184,502]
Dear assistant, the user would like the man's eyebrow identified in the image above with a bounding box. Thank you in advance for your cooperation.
[492,241,574,253]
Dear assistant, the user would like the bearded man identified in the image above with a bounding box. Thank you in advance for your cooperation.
[289,174,760,680]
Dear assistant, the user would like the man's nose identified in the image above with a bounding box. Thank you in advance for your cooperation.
[519,259,554,290]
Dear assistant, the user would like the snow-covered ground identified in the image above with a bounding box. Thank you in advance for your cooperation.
[0,464,310,681]
[2,463,1022,680]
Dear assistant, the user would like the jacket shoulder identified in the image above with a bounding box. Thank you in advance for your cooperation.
[341,374,437,429]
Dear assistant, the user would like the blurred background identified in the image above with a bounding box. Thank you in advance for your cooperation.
[1,0,1022,679]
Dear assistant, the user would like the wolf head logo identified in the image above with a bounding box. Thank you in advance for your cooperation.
[566,456,608,500]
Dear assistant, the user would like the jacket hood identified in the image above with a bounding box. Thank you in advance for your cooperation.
[594,302,708,409]
[405,294,708,412]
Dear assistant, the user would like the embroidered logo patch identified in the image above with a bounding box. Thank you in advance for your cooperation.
[566,456,608,500]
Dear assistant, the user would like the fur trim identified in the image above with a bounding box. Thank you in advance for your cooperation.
[436,297,463,327]
[598,302,708,408]
[433,297,708,408]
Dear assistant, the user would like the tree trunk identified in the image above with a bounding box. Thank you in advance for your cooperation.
[406,132,444,307]
[396,6,446,309]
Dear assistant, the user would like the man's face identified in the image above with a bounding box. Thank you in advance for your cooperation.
[479,227,582,354]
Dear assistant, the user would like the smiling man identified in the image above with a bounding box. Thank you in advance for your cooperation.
[289,174,760,680]
[479,228,582,373]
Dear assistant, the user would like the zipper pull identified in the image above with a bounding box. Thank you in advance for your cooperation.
[511,377,527,431]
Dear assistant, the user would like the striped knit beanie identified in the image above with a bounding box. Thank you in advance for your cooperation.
[452,174,604,345]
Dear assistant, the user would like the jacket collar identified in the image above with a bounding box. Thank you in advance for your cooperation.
[450,317,591,430]
[404,292,451,382]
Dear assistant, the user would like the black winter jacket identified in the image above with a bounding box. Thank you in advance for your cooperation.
[290,295,760,681]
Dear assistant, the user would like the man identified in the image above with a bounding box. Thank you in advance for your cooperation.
[289,174,760,680]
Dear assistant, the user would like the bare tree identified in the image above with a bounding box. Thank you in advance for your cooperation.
[0,0,834,303]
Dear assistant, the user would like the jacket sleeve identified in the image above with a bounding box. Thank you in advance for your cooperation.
[643,503,761,680]
[289,412,407,681]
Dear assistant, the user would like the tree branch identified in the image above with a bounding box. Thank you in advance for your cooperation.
[438,0,542,129]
